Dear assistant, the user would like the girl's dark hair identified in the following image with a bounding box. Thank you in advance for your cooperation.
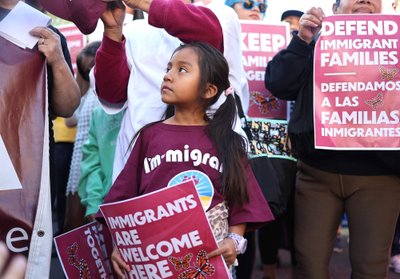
[76,41,101,82]
[129,42,249,206]
[336,0,340,6]
[175,42,249,206]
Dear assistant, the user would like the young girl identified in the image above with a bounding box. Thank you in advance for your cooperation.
[102,42,273,278]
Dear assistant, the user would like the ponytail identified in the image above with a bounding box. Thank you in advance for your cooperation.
[207,93,249,207]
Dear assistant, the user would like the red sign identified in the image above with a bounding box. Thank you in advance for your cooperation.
[54,222,113,279]
[314,14,400,150]
[99,180,230,279]
[240,20,290,119]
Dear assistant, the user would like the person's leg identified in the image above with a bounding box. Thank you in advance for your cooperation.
[344,175,400,279]
[54,142,74,234]
[391,216,400,274]
[392,216,400,256]
[258,220,281,279]
[295,162,344,279]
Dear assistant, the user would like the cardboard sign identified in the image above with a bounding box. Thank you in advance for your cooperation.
[314,14,400,150]
[240,20,290,119]
[54,222,113,279]
[99,180,230,279]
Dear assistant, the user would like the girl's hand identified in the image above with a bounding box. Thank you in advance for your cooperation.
[207,238,237,266]
[111,247,130,279]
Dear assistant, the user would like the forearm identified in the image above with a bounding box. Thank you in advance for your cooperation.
[148,0,223,52]
[228,223,246,236]
[94,35,130,103]
[50,60,80,117]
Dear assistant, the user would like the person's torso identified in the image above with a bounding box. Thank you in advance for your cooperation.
[134,123,226,211]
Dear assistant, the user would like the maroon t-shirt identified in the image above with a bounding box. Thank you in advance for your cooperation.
[104,123,274,229]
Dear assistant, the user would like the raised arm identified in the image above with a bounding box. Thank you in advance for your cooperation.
[96,0,223,104]
[265,7,324,101]
[146,0,223,52]
[123,0,223,51]
[95,2,130,104]
[264,35,313,101]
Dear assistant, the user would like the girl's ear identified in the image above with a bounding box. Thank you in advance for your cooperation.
[203,83,218,100]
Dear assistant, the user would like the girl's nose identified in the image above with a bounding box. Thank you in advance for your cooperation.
[163,72,172,81]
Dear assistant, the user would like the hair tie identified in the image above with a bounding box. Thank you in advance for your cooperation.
[225,86,234,97]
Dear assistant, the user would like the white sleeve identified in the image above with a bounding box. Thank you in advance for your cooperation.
[207,3,250,113]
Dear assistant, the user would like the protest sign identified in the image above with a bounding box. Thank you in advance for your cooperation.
[314,14,400,150]
[240,20,290,119]
[99,180,230,279]
[0,36,53,277]
[54,221,113,279]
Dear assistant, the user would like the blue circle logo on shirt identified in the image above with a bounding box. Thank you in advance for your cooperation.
[167,170,214,211]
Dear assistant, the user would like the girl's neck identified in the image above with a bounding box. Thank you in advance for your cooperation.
[163,110,207,126]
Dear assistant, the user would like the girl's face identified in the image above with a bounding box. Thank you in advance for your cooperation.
[161,47,202,107]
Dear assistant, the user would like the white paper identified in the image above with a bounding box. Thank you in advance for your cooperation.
[0,1,51,49]
[0,135,22,191]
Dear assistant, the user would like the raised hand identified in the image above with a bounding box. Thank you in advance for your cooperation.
[101,1,126,42]
[298,7,325,44]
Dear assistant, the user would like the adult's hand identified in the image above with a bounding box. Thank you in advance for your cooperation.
[298,7,325,45]
[30,27,64,66]
[30,27,81,117]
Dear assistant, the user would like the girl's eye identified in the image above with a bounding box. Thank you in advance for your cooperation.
[179,67,188,73]
[165,67,171,73]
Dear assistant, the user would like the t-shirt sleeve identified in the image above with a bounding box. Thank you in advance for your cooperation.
[228,164,274,231]
[94,35,130,104]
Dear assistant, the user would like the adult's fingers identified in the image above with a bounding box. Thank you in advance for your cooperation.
[300,11,323,28]
[30,26,56,39]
